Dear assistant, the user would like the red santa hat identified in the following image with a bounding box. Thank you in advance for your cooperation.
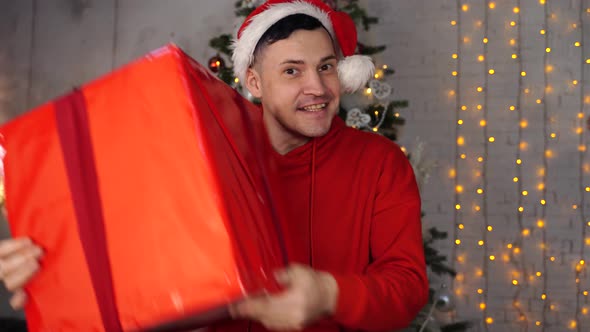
[231,0,375,94]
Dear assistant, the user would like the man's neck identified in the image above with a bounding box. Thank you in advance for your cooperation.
[263,115,309,155]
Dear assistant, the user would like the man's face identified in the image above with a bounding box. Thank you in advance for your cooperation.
[246,28,341,149]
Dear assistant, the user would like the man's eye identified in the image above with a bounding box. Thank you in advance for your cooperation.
[320,64,334,72]
[285,68,298,75]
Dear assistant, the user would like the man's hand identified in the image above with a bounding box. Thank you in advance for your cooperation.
[0,237,43,309]
[232,264,338,331]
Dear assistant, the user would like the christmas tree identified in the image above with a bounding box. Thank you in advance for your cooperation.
[208,1,469,331]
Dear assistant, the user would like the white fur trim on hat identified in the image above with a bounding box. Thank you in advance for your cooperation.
[231,1,335,85]
[337,55,375,94]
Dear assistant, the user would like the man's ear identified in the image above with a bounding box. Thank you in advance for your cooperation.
[245,67,263,99]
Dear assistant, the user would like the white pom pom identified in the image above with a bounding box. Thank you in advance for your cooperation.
[337,55,375,94]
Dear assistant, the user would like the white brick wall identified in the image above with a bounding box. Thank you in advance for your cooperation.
[1,1,589,331]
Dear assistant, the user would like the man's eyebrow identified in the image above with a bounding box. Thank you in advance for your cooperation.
[278,55,337,66]
[320,55,337,62]
[279,59,305,65]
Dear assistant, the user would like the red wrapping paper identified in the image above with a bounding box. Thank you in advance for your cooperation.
[0,44,286,332]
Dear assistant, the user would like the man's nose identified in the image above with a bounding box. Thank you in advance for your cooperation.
[302,71,327,96]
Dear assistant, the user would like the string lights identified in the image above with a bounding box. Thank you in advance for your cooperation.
[449,0,589,330]
[575,0,588,331]
[509,0,529,328]
[540,1,550,329]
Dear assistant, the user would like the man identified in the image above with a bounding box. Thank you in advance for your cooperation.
[0,0,428,331]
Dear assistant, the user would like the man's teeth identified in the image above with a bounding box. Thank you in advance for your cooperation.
[302,103,327,111]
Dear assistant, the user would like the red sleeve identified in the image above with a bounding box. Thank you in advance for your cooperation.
[330,145,429,331]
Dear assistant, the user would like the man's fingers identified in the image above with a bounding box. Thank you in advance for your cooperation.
[4,259,40,291]
[9,288,27,310]
[0,238,33,258]
[0,245,42,278]
[235,296,271,319]
[274,268,292,286]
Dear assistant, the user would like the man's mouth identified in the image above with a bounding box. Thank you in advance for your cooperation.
[299,103,328,112]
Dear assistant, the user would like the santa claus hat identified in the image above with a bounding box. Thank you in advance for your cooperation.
[231,0,374,94]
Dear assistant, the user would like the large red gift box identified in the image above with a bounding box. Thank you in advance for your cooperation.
[0,44,287,332]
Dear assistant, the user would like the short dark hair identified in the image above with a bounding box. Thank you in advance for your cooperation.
[252,14,329,64]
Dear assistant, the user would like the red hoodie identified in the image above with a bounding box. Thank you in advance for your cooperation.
[212,116,428,331]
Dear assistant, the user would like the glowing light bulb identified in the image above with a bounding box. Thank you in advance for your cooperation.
[537,219,545,228]
[480,302,486,310]
[487,226,493,232]
[480,120,487,127]
[451,20,457,26]
[458,223,464,230]
[455,239,461,245]
[513,177,519,182]
[488,69,495,75]
[575,41,581,47]
[510,21,516,27]
[521,71,527,77]
[478,240,484,246]
[512,53,518,59]
[489,2,496,9]
[516,159,522,165]
[452,53,458,59]
[513,7,520,13]
[546,47,551,53]
[486,317,494,324]
[462,4,469,11]
[457,119,463,125]
[489,255,496,261]
[488,137,495,143]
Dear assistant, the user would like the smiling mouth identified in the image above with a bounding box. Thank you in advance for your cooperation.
[299,103,328,112]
